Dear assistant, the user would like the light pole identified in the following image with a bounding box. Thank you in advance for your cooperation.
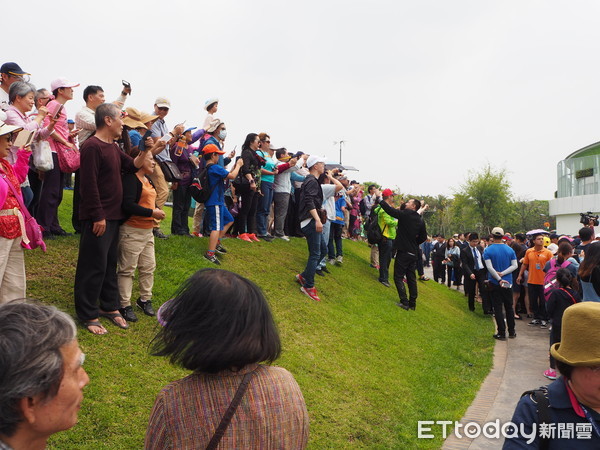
[333,140,346,165]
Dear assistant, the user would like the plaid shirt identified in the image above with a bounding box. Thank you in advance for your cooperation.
[145,364,309,449]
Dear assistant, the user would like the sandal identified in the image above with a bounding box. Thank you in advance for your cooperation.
[99,311,129,329]
[82,320,108,335]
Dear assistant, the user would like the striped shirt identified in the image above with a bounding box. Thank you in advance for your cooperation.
[145,364,309,449]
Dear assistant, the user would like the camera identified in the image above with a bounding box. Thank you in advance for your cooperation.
[580,212,599,226]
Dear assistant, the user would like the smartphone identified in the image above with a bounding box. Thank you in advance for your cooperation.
[53,104,64,119]
[139,129,153,152]
[122,80,130,87]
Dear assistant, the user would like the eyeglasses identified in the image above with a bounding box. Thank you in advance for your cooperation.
[1,132,15,143]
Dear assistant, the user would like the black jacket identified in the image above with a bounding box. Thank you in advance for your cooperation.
[297,174,323,222]
[121,173,156,223]
[378,201,427,255]
[460,245,485,277]
[431,242,446,261]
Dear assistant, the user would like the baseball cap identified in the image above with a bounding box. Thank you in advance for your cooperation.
[202,143,225,155]
[0,62,29,76]
[382,188,395,197]
[154,97,171,108]
[123,107,147,130]
[184,127,197,134]
[306,155,326,168]
[50,77,80,91]
[491,227,504,237]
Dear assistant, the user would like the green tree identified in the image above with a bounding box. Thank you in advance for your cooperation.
[453,165,512,234]
[505,198,553,233]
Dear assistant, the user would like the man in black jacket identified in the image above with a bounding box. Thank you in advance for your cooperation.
[431,235,447,283]
[295,155,326,302]
[460,233,490,313]
[376,191,428,310]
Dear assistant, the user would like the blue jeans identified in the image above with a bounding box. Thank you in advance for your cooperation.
[318,221,331,268]
[328,222,343,258]
[301,219,322,289]
[256,181,274,236]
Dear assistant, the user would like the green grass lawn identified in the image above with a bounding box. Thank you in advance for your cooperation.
[25,191,495,449]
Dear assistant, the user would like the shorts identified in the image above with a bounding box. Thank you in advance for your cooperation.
[206,205,234,232]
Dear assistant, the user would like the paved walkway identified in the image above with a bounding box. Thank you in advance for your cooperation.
[423,267,550,449]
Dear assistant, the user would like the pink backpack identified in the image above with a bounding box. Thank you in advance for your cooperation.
[543,259,571,301]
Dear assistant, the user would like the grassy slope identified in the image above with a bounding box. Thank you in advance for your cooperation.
[26,191,494,449]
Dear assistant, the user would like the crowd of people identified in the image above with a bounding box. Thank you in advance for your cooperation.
[2,60,600,447]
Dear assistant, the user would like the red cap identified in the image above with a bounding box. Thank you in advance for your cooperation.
[202,144,225,155]
[382,188,395,197]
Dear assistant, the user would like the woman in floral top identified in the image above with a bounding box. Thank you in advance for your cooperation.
[0,120,29,303]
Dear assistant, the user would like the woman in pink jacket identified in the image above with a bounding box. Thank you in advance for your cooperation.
[0,120,30,303]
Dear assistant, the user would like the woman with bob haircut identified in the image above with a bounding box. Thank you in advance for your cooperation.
[145,268,309,449]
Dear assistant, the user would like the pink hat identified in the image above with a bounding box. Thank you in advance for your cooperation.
[50,77,80,91]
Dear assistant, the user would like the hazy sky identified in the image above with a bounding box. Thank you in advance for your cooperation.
[7,0,600,200]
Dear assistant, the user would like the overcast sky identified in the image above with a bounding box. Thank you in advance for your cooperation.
[7,0,600,201]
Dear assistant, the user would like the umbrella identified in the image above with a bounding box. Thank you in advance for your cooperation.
[526,229,550,236]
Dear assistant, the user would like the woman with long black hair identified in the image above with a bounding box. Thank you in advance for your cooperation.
[233,133,263,242]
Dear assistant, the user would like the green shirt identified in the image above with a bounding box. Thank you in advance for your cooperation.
[374,205,398,240]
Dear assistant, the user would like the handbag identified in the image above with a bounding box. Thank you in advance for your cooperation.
[0,171,46,251]
[32,140,54,172]
[205,368,256,450]
[56,142,80,173]
[158,159,182,182]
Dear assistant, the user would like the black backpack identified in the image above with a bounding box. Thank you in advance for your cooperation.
[366,207,386,245]
[190,164,217,204]
[359,198,367,216]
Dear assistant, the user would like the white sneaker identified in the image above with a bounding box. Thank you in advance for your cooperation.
[279,235,290,241]
[336,255,343,264]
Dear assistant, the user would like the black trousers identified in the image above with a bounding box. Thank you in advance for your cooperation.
[528,283,547,320]
[378,238,393,283]
[74,220,121,321]
[464,269,489,312]
[393,252,418,307]
[490,283,516,336]
[72,169,81,233]
[171,184,192,235]
[235,186,258,235]
[432,258,445,283]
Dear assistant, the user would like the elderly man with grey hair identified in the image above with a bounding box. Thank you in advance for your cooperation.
[0,300,89,450]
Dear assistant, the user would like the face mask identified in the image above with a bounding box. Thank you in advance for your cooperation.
[218,130,227,140]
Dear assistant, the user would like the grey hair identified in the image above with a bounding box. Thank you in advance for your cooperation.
[0,299,77,437]
[34,88,49,105]
[95,102,119,129]
[8,81,37,104]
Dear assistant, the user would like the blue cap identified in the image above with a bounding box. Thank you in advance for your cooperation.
[184,127,197,134]
[67,119,75,124]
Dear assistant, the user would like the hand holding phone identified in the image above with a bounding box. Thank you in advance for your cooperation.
[53,104,64,120]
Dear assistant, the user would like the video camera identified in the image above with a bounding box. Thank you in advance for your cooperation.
[580,211,599,226]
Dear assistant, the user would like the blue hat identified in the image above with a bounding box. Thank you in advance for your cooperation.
[67,119,75,124]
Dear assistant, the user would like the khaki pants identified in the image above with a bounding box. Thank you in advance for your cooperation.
[370,244,379,267]
[0,237,26,303]
[117,225,156,308]
[193,202,205,234]
[147,161,169,228]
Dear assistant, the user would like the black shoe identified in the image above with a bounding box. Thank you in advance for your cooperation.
[315,269,325,277]
[379,280,391,288]
[258,235,273,242]
[409,306,416,310]
[204,252,221,265]
[396,302,410,310]
[52,229,72,237]
[153,229,169,239]
[215,244,228,254]
[120,306,138,322]
[509,332,517,339]
[42,230,56,240]
[493,334,506,340]
[320,266,330,274]
[136,298,155,316]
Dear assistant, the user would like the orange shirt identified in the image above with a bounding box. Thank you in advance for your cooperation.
[125,176,155,229]
[523,247,553,285]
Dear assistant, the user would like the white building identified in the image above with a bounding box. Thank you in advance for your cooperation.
[549,141,600,235]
